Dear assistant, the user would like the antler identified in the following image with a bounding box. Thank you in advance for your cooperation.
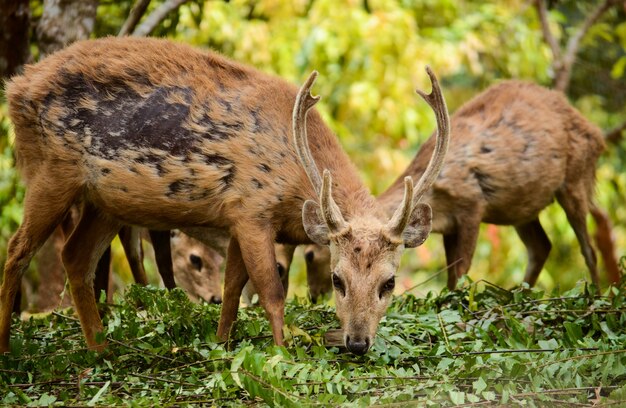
[387,67,450,235]
[293,71,322,196]
[321,169,348,233]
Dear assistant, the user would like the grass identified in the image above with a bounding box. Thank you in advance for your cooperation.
[1,277,626,407]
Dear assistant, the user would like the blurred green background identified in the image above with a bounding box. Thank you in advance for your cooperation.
[0,0,624,301]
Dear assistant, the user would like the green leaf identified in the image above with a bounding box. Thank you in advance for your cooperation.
[87,381,110,406]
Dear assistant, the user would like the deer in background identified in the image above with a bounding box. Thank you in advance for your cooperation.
[1,37,449,355]
[303,80,606,297]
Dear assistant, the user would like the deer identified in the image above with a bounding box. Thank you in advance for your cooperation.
[302,80,606,296]
[0,36,449,355]
[242,244,297,305]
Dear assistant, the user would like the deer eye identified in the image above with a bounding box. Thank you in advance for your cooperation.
[276,262,285,277]
[379,277,395,299]
[189,254,203,271]
[332,272,345,297]
[305,250,314,263]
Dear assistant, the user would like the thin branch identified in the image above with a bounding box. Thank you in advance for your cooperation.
[118,0,151,37]
[132,0,190,37]
[556,0,619,91]
[534,0,562,63]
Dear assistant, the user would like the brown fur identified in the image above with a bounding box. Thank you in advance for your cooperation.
[4,37,442,355]
[306,80,605,294]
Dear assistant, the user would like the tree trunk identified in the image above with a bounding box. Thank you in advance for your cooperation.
[36,0,99,56]
[0,0,30,78]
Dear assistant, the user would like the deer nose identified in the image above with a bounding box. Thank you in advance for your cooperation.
[210,295,222,304]
[345,335,370,355]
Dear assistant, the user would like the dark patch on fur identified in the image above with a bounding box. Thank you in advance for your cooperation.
[202,154,233,167]
[252,178,263,189]
[46,72,201,159]
[258,163,271,173]
[480,145,492,154]
[101,168,111,175]
[220,167,235,191]
[471,167,496,198]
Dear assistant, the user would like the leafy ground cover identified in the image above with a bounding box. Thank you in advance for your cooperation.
[1,275,626,407]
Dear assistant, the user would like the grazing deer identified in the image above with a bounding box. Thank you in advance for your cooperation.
[303,80,606,294]
[0,37,448,355]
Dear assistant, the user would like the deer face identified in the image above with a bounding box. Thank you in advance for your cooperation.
[171,232,224,304]
[293,68,448,355]
[303,186,433,355]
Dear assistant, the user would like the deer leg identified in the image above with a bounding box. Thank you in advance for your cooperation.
[148,230,175,289]
[443,221,480,290]
[515,219,551,287]
[217,236,250,341]
[0,182,76,352]
[237,226,284,345]
[119,226,148,286]
[93,247,112,302]
[556,188,599,287]
[62,202,121,350]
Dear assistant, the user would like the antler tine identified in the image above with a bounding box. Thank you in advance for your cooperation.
[321,169,348,233]
[412,66,450,207]
[386,176,414,237]
[293,71,323,196]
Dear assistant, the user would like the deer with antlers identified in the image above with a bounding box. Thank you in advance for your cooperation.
[0,37,448,355]
[303,80,606,297]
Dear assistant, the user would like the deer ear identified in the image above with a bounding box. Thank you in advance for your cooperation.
[403,203,432,248]
[302,200,330,245]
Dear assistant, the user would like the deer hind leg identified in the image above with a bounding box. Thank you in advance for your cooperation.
[148,230,175,289]
[556,187,599,287]
[119,226,149,286]
[515,219,551,287]
[0,181,76,352]
[443,220,481,290]
[93,247,112,302]
[217,236,250,341]
[62,202,121,350]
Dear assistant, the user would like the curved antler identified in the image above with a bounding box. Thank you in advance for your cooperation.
[293,71,322,196]
[386,176,414,237]
[412,66,450,207]
[387,66,450,236]
[321,169,348,233]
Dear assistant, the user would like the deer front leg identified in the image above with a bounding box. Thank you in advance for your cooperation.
[148,230,176,289]
[217,236,250,341]
[237,226,284,345]
[118,226,148,286]
[443,219,481,290]
[515,219,551,287]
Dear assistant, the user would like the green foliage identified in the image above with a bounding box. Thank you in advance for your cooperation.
[2,282,626,406]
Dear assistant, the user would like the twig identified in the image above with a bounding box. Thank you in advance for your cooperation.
[132,0,190,37]
[403,258,462,294]
[108,338,177,363]
[129,371,198,387]
[535,0,619,92]
[536,348,626,369]
[118,0,151,36]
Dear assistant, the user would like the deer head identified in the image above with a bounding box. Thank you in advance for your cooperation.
[294,68,450,354]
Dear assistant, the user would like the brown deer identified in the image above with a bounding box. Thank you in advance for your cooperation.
[303,80,606,295]
[0,37,448,355]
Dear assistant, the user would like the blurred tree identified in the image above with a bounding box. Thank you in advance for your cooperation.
[0,0,30,78]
